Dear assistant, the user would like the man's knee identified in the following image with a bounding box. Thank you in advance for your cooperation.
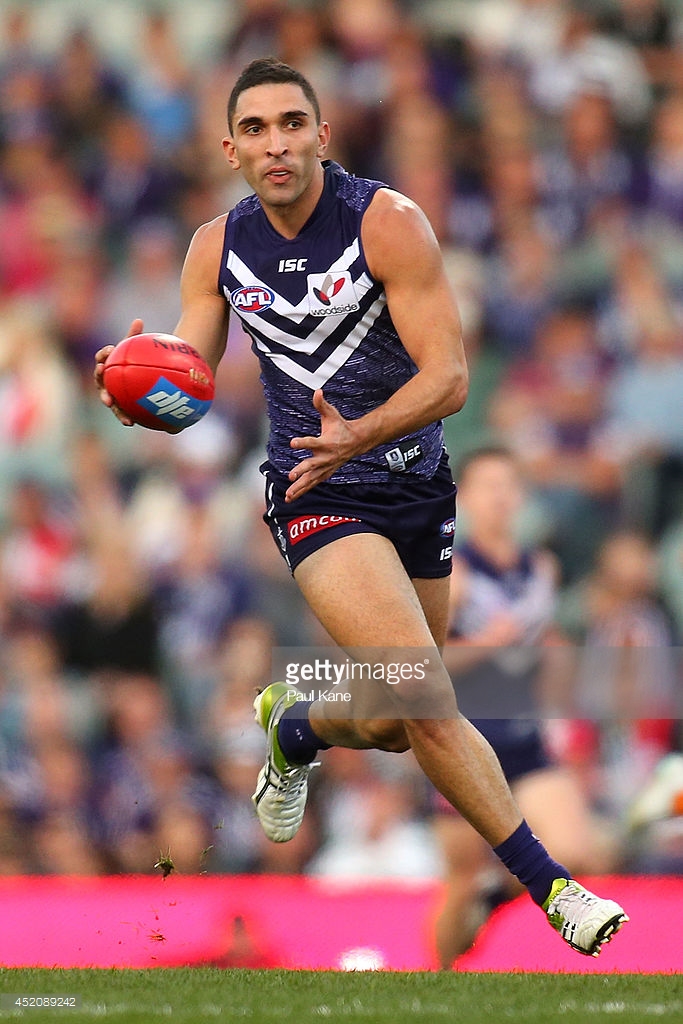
[356,718,410,752]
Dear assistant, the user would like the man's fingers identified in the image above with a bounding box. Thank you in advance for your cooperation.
[312,388,326,412]
[285,474,318,502]
[127,318,144,337]
[312,388,337,417]
[93,343,135,425]
[285,459,326,500]
[290,435,319,451]
[94,344,115,365]
[94,346,114,389]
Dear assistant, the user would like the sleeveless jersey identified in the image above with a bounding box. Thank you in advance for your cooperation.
[218,160,444,484]
[450,542,556,721]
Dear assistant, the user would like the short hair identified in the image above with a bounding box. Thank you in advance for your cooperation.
[227,57,321,133]
[454,444,517,482]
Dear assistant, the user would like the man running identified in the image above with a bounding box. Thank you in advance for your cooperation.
[95,58,627,956]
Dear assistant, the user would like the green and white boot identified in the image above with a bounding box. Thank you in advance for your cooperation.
[544,879,628,956]
[252,682,314,843]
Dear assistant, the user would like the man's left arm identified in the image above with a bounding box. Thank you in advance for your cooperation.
[286,189,468,501]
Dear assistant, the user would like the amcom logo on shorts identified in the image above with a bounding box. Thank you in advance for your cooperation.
[288,514,361,544]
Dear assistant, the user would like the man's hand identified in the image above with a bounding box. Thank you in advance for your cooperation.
[93,318,144,427]
[287,389,360,502]
[470,612,525,648]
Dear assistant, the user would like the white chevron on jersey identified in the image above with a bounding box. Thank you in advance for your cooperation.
[226,240,363,319]
[225,246,387,389]
[252,295,386,389]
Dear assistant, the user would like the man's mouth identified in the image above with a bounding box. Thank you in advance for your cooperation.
[265,166,292,182]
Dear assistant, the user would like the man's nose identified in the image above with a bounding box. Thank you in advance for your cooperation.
[266,127,287,156]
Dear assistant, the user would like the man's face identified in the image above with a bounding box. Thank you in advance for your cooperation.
[223,82,329,211]
[459,457,524,533]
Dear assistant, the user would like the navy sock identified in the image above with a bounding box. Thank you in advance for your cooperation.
[277,701,331,765]
[493,820,570,907]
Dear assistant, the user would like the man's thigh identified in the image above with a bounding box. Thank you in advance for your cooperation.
[293,532,439,649]
[412,576,451,650]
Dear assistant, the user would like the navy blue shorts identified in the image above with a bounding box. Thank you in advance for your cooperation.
[262,452,456,577]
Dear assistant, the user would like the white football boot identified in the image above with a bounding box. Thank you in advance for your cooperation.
[252,682,315,843]
[544,879,629,956]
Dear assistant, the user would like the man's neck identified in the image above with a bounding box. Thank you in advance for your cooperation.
[260,162,325,239]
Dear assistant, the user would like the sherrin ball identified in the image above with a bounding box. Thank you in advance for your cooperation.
[103,333,215,433]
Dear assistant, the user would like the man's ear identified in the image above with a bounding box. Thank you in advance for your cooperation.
[317,121,331,159]
[222,136,240,170]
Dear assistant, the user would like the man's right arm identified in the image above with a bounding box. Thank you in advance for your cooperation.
[94,215,230,419]
[173,214,230,374]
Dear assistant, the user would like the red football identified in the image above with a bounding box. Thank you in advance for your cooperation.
[103,333,215,433]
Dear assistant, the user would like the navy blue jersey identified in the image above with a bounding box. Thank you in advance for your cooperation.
[450,542,556,721]
[218,161,444,484]
[453,542,556,647]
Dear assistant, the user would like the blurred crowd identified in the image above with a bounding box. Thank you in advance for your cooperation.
[0,0,682,881]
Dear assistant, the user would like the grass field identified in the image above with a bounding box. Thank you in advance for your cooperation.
[0,969,681,1024]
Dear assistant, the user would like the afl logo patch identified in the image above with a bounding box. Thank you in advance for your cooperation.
[440,517,456,537]
[230,286,275,313]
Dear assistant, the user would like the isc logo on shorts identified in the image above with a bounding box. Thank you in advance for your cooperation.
[288,514,361,544]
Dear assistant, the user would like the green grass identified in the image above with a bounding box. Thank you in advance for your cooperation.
[0,969,681,1024]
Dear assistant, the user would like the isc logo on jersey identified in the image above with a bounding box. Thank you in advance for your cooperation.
[307,272,359,317]
[230,286,275,313]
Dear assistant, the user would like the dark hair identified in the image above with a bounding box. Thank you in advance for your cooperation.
[455,444,517,482]
[227,57,321,133]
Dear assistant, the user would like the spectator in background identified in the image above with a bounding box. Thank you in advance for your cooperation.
[226,0,286,70]
[55,535,159,676]
[539,91,632,247]
[633,92,683,229]
[595,241,676,363]
[0,478,77,624]
[606,307,683,537]
[528,0,651,126]
[0,625,97,752]
[484,222,559,358]
[91,673,218,873]
[308,766,439,881]
[48,25,126,178]
[489,308,621,576]
[101,217,183,345]
[604,0,678,90]
[327,0,400,178]
[128,9,195,152]
[556,529,678,836]
[152,498,254,722]
[379,22,454,241]
[90,110,179,259]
